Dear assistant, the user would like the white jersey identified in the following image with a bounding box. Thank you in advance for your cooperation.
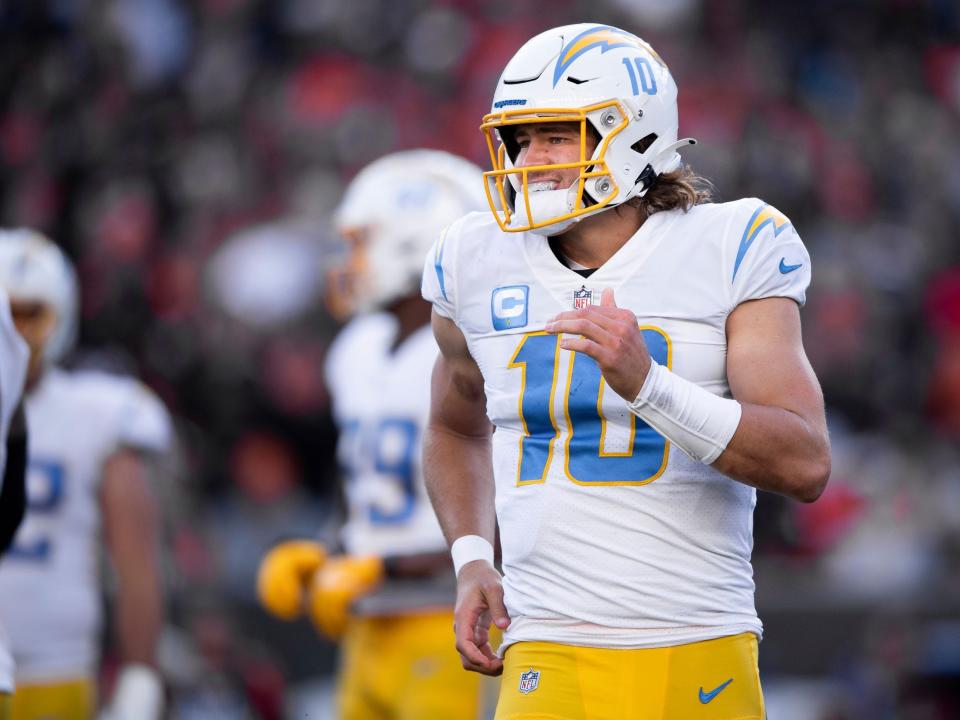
[326,313,446,558]
[0,286,28,693]
[0,368,172,682]
[422,199,811,651]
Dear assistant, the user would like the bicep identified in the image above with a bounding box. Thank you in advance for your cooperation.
[430,311,490,438]
[726,297,826,428]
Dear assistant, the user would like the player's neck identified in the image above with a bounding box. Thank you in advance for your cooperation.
[550,203,646,269]
[386,294,431,352]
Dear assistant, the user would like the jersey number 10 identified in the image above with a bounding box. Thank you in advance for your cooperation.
[509,328,671,486]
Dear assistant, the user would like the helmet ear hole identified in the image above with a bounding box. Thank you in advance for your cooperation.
[631,133,658,155]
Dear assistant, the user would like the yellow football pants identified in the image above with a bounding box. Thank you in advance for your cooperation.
[495,632,764,720]
[11,678,95,720]
[337,610,498,720]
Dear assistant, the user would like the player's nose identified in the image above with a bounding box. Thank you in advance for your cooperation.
[519,137,551,167]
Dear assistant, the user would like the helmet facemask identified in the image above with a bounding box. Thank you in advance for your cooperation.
[482,101,632,235]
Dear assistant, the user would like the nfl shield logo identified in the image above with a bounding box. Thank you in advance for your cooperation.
[573,285,593,310]
[519,668,540,694]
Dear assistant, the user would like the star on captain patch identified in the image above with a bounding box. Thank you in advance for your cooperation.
[519,668,540,694]
[573,285,594,310]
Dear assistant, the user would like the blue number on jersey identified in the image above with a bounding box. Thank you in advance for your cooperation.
[509,333,561,484]
[369,418,418,524]
[512,328,670,485]
[340,418,419,525]
[9,459,65,561]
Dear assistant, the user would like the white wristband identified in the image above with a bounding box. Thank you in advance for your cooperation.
[628,360,742,465]
[451,535,494,577]
[106,664,163,720]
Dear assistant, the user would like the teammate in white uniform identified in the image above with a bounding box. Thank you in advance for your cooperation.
[0,230,170,720]
[257,150,497,719]
[422,24,831,719]
[0,284,30,718]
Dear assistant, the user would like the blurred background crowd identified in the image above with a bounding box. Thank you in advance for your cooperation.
[1,0,959,717]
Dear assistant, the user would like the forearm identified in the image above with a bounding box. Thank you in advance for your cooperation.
[712,402,830,502]
[629,359,829,503]
[116,566,164,666]
[102,449,165,666]
[423,423,496,546]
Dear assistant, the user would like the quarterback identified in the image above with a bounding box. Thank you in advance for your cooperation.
[422,24,831,719]
[0,231,171,720]
[257,150,497,719]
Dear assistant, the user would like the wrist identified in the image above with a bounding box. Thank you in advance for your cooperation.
[628,360,742,465]
[450,535,494,577]
[109,664,163,720]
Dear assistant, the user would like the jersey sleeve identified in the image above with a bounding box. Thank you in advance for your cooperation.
[421,221,458,320]
[114,381,173,454]
[727,200,811,309]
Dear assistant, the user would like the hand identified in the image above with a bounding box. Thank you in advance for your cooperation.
[545,288,651,401]
[256,540,327,620]
[454,560,510,676]
[308,555,385,639]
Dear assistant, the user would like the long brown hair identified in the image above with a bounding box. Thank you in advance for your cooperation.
[626,166,714,222]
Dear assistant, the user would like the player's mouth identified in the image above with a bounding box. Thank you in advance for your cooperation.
[526,180,561,192]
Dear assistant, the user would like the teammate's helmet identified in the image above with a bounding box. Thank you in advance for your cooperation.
[328,149,486,318]
[0,229,78,364]
[481,23,695,234]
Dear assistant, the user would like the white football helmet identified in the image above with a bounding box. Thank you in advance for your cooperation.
[482,23,696,234]
[0,229,78,364]
[328,149,485,317]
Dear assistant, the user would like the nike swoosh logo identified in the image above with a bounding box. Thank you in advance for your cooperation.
[699,678,733,704]
[779,258,803,274]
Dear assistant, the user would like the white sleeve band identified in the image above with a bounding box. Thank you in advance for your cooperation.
[628,360,742,465]
[450,535,494,577]
[106,664,163,720]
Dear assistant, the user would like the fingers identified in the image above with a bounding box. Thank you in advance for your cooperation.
[454,607,503,675]
[256,541,327,620]
[550,304,631,326]
[544,316,609,341]
[600,287,616,307]
[559,336,606,362]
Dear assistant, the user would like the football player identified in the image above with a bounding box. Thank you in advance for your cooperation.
[422,24,831,719]
[0,230,171,720]
[0,283,29,720]
[257,150,497,719]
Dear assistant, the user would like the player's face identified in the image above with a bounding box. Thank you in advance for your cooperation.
[513,122,599,192]
[10,299,57,386]
[324,227,369,321]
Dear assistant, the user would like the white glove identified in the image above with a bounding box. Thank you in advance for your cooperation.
[101,665,163,720]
